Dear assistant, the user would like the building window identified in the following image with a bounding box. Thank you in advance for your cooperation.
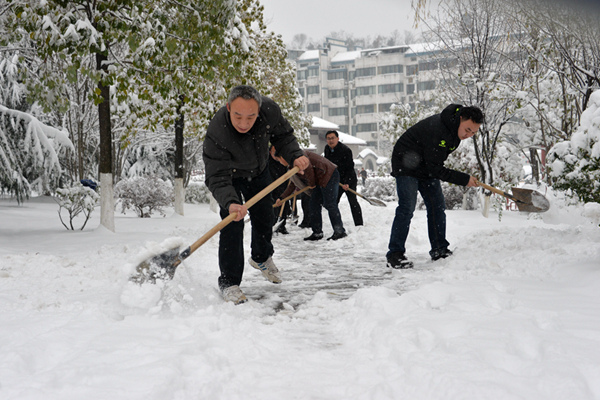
[307,85,320,95]
[355,67,376,77]
[407,84,415,95]
[406,65,418,76]
[308,68,319,77]
[328,89,347,99]
[356,104,375,114]
[327,70,347,80]
[356,86,376,96]
[378,103,395,112]
[297,70,307,80]
[378,83,404,94]
[356,123,378,132]
[419,60,438,71]
[378,64,404,75]
[329,107,348,116]
[338,125,349,133]
[298,87,305,98]
[417,80,436,91]
[307,103,320,112]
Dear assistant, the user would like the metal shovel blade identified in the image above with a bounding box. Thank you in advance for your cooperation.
[130,247,183,284]
[510,187,550,213]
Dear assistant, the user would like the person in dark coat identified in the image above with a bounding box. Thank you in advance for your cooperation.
[272,148,347,241]
[203,85,309,304]
[387,104,482,269]
[324,130,363,226]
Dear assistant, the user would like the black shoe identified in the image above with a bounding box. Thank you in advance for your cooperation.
[304,232,323,241]
[386,252,414,269]
[430,248,453,261]
[327,231,348,241]
[274,225,289,234]
[298,222,311,229]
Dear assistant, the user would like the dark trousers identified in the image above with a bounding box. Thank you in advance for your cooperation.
[387,176,449,257]
[336,182,363,226]
[218,168,273,289]
[309,169,345,235]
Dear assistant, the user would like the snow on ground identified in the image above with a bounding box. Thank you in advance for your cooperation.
[1,190,599,400]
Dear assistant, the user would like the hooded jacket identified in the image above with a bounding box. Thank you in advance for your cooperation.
[391,103,470,186]
[279,151,337,200]
[203,96,304,210]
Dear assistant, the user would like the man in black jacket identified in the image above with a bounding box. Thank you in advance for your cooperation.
[324,130,363,226]
[203,85,309,304]
[387,104,482,269]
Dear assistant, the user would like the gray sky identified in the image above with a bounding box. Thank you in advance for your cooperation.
[259,0,426,44]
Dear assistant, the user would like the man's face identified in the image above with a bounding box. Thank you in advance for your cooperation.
[227,97,259,133]
[326,133,339,148]
[457,118,480,140]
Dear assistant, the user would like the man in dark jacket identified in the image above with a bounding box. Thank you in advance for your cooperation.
[272,148,347,241]
[387,104,482,269]
[324,130,363,226]
[203,85,309,304]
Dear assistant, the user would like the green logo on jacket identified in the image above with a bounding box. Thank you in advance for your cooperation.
[439,140,447,148]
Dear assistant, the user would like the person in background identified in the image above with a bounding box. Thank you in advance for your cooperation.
[387,104,483,269]
[269,152,291,234]
[324,130,363,226]
[360,168,367,186]
[203,85,310,304]
[271,147,347,241]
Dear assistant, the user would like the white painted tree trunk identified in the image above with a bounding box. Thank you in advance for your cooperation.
[174,178,184,216]
[100,173,115,232]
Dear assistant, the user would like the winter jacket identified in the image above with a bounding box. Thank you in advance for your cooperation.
[391,103,470,186]
[279,151,337,199]
[324,141,357,186]
[203,96,305,210]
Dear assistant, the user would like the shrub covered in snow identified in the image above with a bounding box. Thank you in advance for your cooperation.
[114,176,174,218]
[362,176,397,202]
[548,90,600,203]
[185,181,211,204]
[55,184,99,230]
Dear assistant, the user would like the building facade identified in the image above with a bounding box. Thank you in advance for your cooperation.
[293,38,438,151]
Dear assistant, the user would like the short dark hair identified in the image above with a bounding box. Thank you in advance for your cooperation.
[460,106,484,124]
[228,85,262,108]
[325,130,339,138]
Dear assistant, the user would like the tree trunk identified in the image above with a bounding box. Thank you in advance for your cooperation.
[529,147,539,184]
[174,99,185,216]
[97,52,115,232]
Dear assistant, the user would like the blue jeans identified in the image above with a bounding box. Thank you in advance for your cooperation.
[387,176,449,256]
[310,169,345,235]
[218,167,274,289]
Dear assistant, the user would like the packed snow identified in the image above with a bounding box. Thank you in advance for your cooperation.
[1,189,599,399]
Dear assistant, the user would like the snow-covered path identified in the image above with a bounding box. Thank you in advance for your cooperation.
[1,194,600,399]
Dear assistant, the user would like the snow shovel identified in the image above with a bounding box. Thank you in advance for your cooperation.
[478,182,550,213]
[272,185,313,232]
[340,184,386,207]
[131,166,300,284]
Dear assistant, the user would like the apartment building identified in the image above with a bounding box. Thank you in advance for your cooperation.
[293,38,438,151]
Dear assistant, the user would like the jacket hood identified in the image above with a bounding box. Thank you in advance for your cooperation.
[441,104,462,134]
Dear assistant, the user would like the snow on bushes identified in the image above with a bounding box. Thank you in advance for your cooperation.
[55,184,99,230]
[548,90,600,203]
[184,181,211,204]
[114,176,174,218]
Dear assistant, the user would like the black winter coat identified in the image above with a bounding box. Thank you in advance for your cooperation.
[203,96,304,209]
[391,104,470,186]
[324,141,357,186]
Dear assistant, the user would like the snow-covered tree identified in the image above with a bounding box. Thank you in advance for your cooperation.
[0,51,73,202]
[547,90,600,203]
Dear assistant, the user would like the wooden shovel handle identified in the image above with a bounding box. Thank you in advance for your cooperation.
[273,184,313,207]
[340,183,366,200]
[188,166,300,255]
[478,182,521,203]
